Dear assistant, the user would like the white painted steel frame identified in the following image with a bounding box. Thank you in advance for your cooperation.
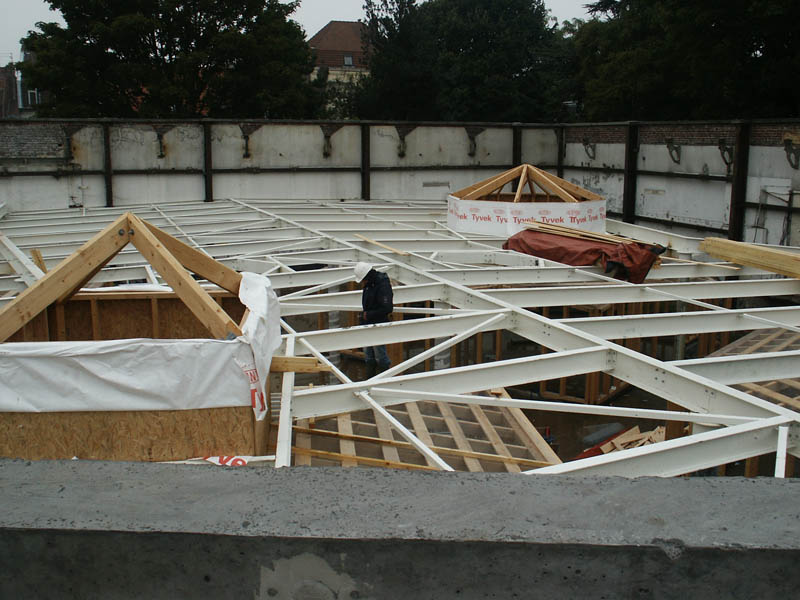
[1,198,799,476]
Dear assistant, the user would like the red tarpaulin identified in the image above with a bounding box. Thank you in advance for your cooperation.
[503,230,664,284]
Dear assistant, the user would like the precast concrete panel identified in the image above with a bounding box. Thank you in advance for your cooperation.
[637,175,730,230]
[520,127,558,165]
[112,174,204,205]
[70,125,105,171]
[0,174,106,213]
[215,172,361,200]
[749,146,800,182]
[564,142,624,171]
[371,169,501,201]
[562,167,624,214]
[212,124,360,169]
[111,124,203,171]
[637,143,730,177]
[371,126,510,168]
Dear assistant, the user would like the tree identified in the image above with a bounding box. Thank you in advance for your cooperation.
[357,0,566,122]
[18,0,322,118]
[575,0,800,120]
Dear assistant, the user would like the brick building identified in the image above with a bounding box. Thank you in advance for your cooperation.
[308,21,368,83]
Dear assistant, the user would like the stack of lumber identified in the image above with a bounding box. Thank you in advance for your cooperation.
[599,426,666,454]
[699,237,800,279]
[525,222,634,244]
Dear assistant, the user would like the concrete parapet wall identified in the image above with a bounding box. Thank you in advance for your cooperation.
[1,459,798,598]
[1,119,799,244]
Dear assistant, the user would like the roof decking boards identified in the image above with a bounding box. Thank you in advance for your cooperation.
[0,198,799,475]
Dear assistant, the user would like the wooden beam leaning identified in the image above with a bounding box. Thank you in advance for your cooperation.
[699,237,800,279]
[127,213,242,340]
[0,213,130,342]
[142,220,242,294]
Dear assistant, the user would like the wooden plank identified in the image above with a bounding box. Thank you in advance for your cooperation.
[128,213,241,340]
[699,237,800,279]
[437,402,483,472]
[405,402,439,468]
[31,249,48,273]
[354,234,410,256]
[0,213,130,342]
[469,404,520,473]
[142,219,242,294]
[291,447,438,471]
[294,418,312,465]
[489,389,562,464]
[336,414,358,467]
[373,409,402,463]
[269,356,332,373]
[513,167,528,203]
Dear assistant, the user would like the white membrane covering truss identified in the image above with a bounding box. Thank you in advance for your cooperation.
[1,198,799,476]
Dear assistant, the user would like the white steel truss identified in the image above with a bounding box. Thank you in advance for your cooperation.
[1,197,799,477]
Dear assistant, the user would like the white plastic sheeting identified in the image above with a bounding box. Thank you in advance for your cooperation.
[0,272,281,417]
[0,337,253,413]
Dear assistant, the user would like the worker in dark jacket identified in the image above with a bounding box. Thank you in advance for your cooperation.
[354,262,393,377]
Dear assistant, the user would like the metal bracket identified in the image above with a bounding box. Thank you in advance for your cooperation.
[465,126,485,157]
[395,125,416,158]
[582,138,596,160]
[320,124,344,158]
[239,123,262,159]
[717,139,734,175]
[152,125,176,159]
[783,138,800,170]
[666,138,681,164]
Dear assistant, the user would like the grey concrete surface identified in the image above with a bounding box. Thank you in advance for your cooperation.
[1,459,799,599]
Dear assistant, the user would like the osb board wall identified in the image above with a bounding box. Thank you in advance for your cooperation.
[0,406,258,461]
[8,292,246,342]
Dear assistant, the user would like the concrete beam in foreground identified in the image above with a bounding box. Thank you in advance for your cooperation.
[1,459,798,599]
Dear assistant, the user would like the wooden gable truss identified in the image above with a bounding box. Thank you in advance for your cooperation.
[452,163,604,204]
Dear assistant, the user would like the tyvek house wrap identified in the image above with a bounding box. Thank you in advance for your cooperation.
[0,272,280,421]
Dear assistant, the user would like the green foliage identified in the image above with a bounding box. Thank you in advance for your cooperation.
[357,0,572,122]
[18,0,322,118]
[575,0,800,120]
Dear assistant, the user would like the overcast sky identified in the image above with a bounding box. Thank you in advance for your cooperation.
[0,0,592,64]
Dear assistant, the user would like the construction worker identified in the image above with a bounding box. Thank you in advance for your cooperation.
[353,262,393,377]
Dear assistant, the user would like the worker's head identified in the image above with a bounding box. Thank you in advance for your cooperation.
[353,262,372,283]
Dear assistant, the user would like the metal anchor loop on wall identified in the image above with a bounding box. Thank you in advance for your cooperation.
[665,138,681,164]
[465,126,485,157]
[582,138,596,160]
[717,139,734,175]
[320,124,344,158]
[783,137,800,170]
[395,125,416,158]
[239,123,262,159]
[152,125,176,159]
